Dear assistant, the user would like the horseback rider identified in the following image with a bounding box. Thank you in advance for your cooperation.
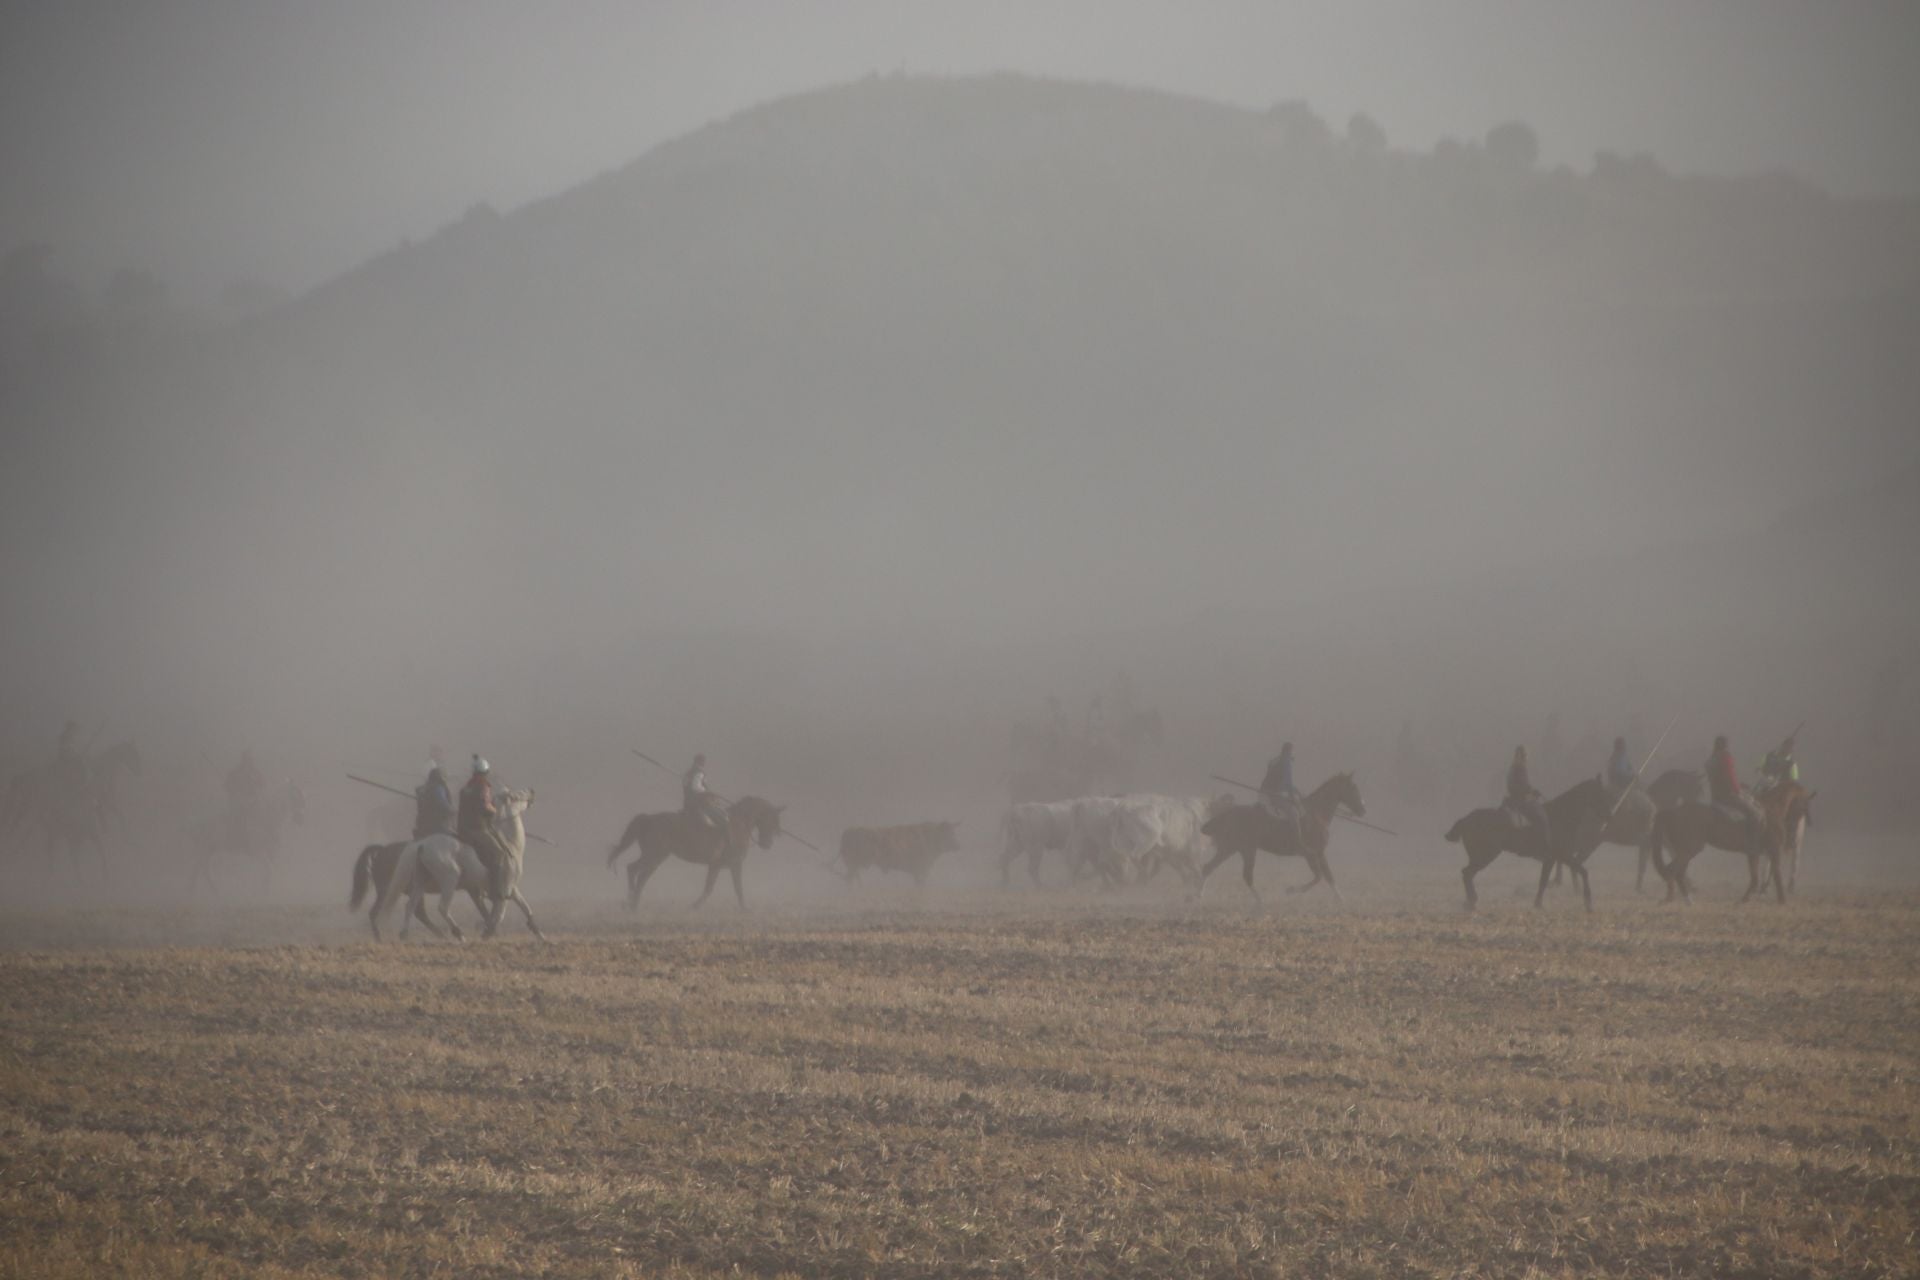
[225,749,264,848]
[683,754,727,843]
[1504,745,1553,858]
[458,755,511,899]
[1607,736,1636,792]
[1707,734,1767,853]
[413,756,454,840]
[1259,742,1304,849]
[1757,735,1799,793]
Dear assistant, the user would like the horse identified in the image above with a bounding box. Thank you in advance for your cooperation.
[1629,769,1705,891]
[1646,794,1784,905]
[1196,772,1365,902]
[1557,775,1662,891]
[1444,777,1618,912]
[188,779,306,896]
[373,788,545,941]
[1759,780,1816,896]
[349,841,486,940]
[606,796,785,910]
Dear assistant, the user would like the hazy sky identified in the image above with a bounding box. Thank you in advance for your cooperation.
[4,0,1918,299]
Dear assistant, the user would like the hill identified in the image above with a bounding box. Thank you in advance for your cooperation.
[1,74,1915,769]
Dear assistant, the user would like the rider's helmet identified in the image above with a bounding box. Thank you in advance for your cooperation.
[1713,735,1729,752]
[472,755,490,775]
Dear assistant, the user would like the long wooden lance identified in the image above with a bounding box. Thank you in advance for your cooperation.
[630,749,824,853]
[1208,775,1399,837]
[1603,710,1681,826]
[345,773,558,847]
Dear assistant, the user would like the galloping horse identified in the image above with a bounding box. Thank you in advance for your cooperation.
[1445,777,1617,911]
[188,779,305,896]
[1196,772,1365,902]
[373,788,545,941]
[607,796,785,910]
[1646,794,1784,904]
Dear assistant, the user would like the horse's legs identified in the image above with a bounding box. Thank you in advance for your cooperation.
[1240,850,1259,903]
[1769,848,1785,904]
[1576,860,1593,913]
[1317,853,1343,904]
[1196,846,1233,894]
[627,849,670,911]
[1029,845,1045,887]
[403,880,441,940]
[1533,857,1555,909]
[1462,848,1496,911]
[691,860,721,910]
[728,860,747,910]
[1635,843,1650,895]
[436,883,466,942]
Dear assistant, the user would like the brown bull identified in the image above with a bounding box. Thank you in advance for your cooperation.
[838,821,959,885]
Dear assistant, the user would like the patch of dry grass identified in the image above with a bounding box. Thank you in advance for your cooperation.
[1,895,1915,1277]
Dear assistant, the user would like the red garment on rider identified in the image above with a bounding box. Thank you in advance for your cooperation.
[457,773,495,833]
[1708,747,1741,804]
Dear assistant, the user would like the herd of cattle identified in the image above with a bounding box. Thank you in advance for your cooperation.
[997,794,1226,892]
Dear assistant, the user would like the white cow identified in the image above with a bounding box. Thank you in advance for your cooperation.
[1069,794,1225,889]
[1000,800,1077,887]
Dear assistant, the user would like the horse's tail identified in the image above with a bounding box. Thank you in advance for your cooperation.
[1443,817,1466,843]
[350,844,381,910]
[608,814,646,868]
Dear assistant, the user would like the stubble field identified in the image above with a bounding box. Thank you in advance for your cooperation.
[1,886,1916,1278]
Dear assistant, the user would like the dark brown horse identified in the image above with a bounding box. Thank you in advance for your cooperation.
[1647,795,1786,904]
[1196,773,1364,902]
[607,795,785,910]
[1445,777,1618,912]
[1630,769,1706,891]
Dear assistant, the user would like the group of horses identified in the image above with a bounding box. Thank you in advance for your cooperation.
[2,739,317,895]
[1445,769,1816,911]
[1004,765,1815,914]
[351,787,545,941]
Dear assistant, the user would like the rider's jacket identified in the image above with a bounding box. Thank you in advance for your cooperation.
[1707,747,1742,805]
[1259,752,1295,798]
[416,769,454,835]
[458,773,495,834]
[1506,757,1538,803]
[1758,749,1798,787]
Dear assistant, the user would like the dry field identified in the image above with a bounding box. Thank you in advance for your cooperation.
[1,890,1916,1278]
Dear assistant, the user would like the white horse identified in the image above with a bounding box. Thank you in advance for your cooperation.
[373,787,546,942]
